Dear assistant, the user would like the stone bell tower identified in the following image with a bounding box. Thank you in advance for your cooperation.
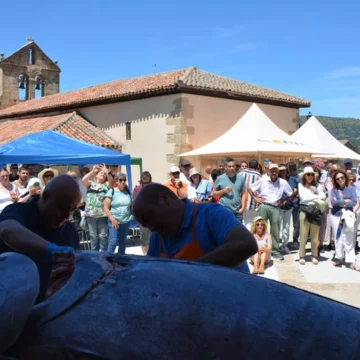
[0,38,61,109]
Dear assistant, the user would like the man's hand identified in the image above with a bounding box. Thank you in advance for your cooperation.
[44,243,74,263]
[110,217,120,229]
[29,187,41,196]
[239,208,245,215]
[174,179,182,189]
[223,186,232,194]
[254,197,265,204]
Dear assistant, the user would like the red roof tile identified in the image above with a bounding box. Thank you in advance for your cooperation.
[0,67,310,119]
[0,112,119,148]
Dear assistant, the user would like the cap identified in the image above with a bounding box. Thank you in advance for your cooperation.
[269,163,279,170]
[180,160,191,167]
[344,158,352,165]
[278,165,287,171]
[189,168,201,177]
[302,158,314,165]
[170,166,180,173]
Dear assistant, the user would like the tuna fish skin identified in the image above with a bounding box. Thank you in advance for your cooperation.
[5,252,360,359]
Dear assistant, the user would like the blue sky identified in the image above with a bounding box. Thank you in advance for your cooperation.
[1,0,359,117]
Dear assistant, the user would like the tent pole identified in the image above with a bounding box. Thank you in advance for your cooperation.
[258,152,262,165]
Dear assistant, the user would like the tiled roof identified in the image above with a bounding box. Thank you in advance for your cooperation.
[0,67,310,119]
[0,112,119,147]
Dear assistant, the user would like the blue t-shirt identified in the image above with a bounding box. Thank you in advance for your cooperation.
[147,199,250,273]
[105,188,132,223]
[215,173,245,213]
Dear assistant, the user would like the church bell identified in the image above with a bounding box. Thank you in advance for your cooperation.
[18,82,25,89]
[35,83,41,90]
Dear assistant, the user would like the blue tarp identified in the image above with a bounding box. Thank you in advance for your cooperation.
[0,130,132,189]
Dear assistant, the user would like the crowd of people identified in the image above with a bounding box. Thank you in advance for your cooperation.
[0,156,359,279]
[160,157,360,274]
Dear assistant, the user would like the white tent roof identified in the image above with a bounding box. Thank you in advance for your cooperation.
[291,116,360,160]
[180,104,328,158]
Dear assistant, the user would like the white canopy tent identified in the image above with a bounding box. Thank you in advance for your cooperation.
[180,104,328,160]
[291,116,360,160]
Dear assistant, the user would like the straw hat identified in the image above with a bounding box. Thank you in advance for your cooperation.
[189,168,201,178]
[300,166,319,179]
[38,168,59,186]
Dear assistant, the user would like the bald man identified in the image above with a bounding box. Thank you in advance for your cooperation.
[133,184,257,270]
[0,174,81,302]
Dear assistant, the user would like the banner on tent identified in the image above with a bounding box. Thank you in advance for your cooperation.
[258,139,305,146]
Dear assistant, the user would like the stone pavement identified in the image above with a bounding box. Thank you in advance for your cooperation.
[126,244,360,308]
[248,245,360,308]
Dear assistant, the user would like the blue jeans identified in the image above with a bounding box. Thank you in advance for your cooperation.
[87,216,109,252]
[107,221,130,254]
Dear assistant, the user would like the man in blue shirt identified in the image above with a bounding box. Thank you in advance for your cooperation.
[213,157,246,223]
[133,183,257,272]
[287,162,301,250]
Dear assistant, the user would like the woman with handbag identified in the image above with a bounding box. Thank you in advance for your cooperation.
[298,167,326,265]
[104,172,132,255]
[330,170,359,271]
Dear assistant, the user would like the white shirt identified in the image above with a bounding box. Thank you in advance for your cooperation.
[298,183,326,205]
[250,177,293,205]
[180,172,191,186]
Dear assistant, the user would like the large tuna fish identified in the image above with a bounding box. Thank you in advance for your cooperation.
[2,251,360,359]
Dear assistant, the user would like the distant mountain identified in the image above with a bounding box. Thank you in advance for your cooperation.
[299,115,360,151]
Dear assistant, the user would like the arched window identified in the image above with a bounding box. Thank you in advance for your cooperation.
[34,76,44,98]
[18,74,28,100]
[29,48,33,65]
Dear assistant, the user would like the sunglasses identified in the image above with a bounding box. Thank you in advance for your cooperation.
[44,174,54,179]
[117,179,127,182]
[349,179,355,182]
[336,176,345,181]
[256,223,264,227]
[171,172,180,175]
[305,173,314,176]
[10,168,18,170]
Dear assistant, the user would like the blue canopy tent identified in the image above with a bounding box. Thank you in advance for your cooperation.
[0,130,133,189]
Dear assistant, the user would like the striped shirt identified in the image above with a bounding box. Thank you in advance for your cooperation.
[239,169,262,211]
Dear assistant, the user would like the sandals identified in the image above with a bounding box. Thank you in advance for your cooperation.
[252,267,259,275]
[312,258,319,265]
[332,258,344,267]
[258,265,265,275]
[299,258,305,265]
[350,263,360,272]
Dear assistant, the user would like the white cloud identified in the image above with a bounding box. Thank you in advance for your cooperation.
[325,67,360,79]
[318,97,360,104]
[213,25,244,39]
[229,42,258,53]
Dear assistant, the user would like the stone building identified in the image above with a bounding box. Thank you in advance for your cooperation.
[0,38,60,109]
[0,49,311,181]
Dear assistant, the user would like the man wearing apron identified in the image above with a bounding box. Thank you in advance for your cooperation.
[133,183,257,271]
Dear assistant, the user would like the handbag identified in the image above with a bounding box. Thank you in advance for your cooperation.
[313,199,328,212]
